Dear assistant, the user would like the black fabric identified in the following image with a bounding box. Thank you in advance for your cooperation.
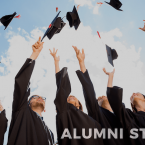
[105,0,123,11]
[55,20,66,34]
[106,45,118,67]
[76,70,127,145]
[107,86,145,145]
[54,67,104,145]
[0,109,8,145]
[66,6,81,30]
[7,59,54,145]
[41,11,65,41]
[0,12,17,30]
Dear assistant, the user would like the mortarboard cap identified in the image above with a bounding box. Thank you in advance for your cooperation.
[55,19,66,34]
[106,45,118,67]
[105,0,123,11]
[41,11,66,41]
[0,12,17,30]
[66,6,81,30]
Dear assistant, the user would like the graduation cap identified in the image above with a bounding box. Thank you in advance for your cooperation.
[106,45,118,67]
[66,6,81,30]
[41,11,66,41]
[105,0,123,11]
[55,19,66,34]
[0,12,17,30]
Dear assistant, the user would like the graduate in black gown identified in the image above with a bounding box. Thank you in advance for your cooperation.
[73,46,126,145]
[49,48,104,145]
[105,68,145,145]
[7,37,54,145]
[0,101,8,145]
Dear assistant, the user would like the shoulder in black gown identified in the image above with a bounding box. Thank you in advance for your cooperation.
[7,59,54,145]
[76,70,127,145]
[107,86,145,145]
[55,67,104,145]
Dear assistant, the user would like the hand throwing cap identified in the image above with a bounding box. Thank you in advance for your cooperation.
[106,45,118,67]
[41,11,66,41]
[66,6,81,30]
[105,0,123,11]
[0,12,17,30]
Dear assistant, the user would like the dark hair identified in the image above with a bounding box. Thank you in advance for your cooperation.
[131,103,137,113]
[28,95,39,105]
[68,95,83,111]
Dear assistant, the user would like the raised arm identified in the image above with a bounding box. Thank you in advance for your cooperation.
[73,46,99,119]
[49,48,71,113]
[12,37,44,112]
[139,20,145,32]
[104,68,131,129]
[0,101,8,145]
[49,48,60,73]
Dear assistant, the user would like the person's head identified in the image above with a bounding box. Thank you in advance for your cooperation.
[130,93,145,112]
[97,96,113,112]
[67,95,83,111]
[28,95,46,112]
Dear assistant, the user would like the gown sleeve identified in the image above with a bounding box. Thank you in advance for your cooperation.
[54,67,71,113]
[0,109,8,145]
[107,86,131,129]
[12,58,35,113]
[76,70,100,120]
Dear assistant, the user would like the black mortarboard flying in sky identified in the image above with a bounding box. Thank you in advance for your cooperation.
[0,12,17,30]
[66,6,81,30]
[106,45,118,67]
[41,11,66,41]
[105,0,123,11]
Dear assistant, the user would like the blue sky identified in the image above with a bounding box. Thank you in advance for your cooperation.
[1,0,145,145]
[0,0,145,62]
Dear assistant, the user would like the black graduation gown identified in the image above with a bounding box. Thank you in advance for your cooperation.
[76,70,127,145]
[107,86,145,145]
[54,67,104,145]
[7,59,54,145]
[0,110,8,145]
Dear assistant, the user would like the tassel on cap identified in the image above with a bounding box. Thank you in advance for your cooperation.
[97,31,101,39]
[14,14,21,19]
[77,5,80,11]
[56,7,58,12]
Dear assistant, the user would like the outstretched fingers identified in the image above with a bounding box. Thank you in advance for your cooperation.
[38,37,41,43]
[55,49,58,55]
[49,49,52,54]
[82,49,84,54]
[103,68,107,74]
[72,46,77,53]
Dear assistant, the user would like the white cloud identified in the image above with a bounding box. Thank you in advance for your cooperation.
[74,0,93,8]
[17,27,21,31]
[93,5,100,15]
[1,23,145,143]
[0,67,4,73]
[74,0,100,15]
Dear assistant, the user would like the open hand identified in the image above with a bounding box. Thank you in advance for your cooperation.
[30,37,44,60]
[139,22,145,32]
[72,46,85,63]
[103,68,115,76]
[32,37,44,53]
[49,48,60,62]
